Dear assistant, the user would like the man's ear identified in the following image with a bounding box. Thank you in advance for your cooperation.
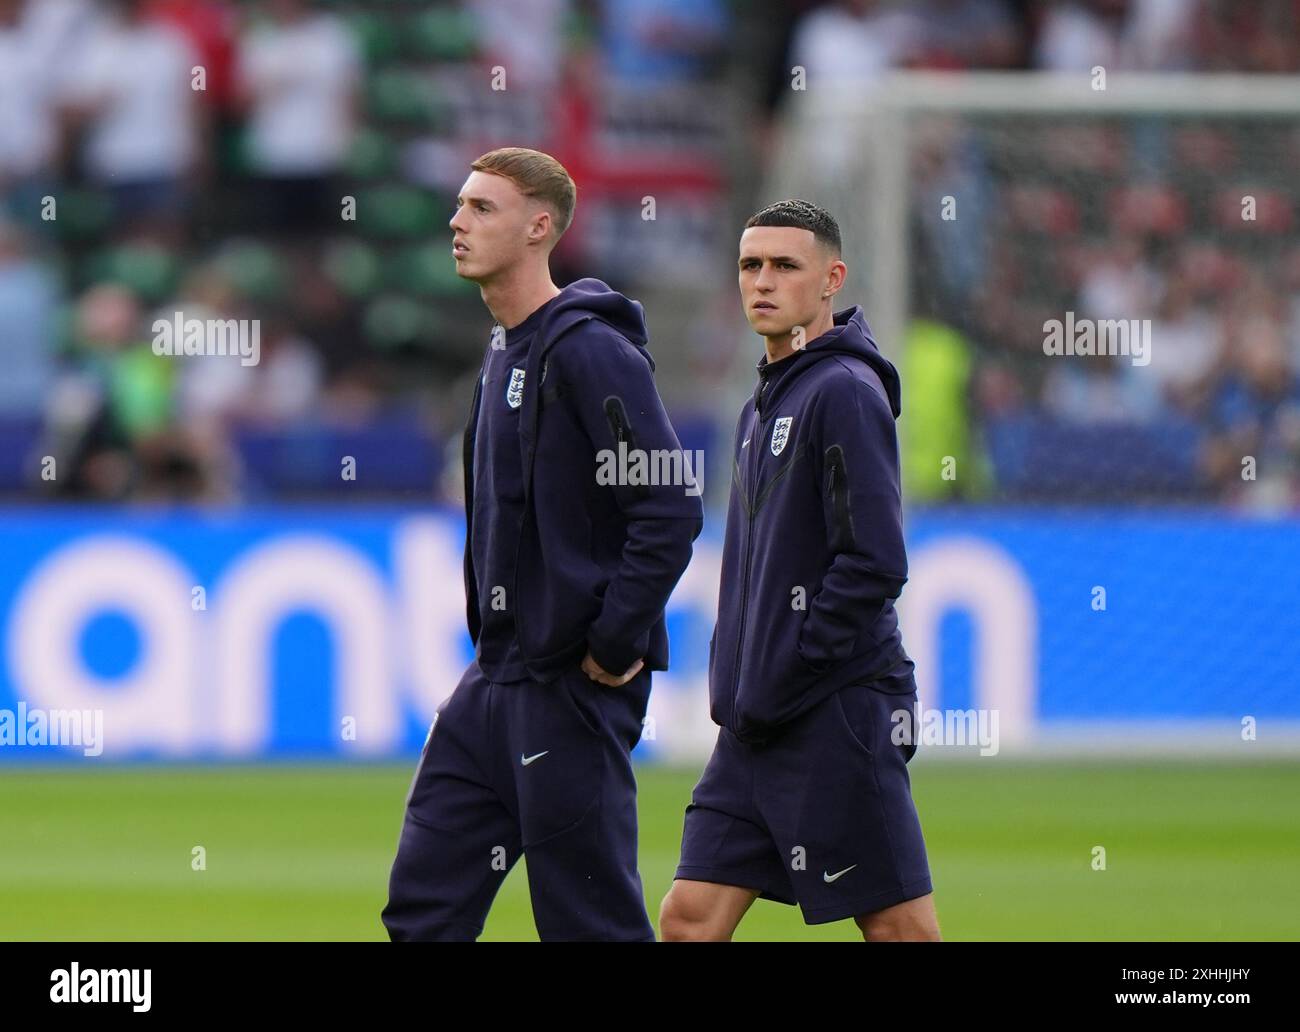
[826,259,847,295]
[528,208,554,246]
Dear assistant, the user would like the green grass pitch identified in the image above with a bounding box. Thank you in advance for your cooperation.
[2,761,1297,940]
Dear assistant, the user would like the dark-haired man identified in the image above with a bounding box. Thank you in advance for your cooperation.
[659,199,940,941]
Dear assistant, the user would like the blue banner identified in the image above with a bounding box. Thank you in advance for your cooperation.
[0,507,1295,762]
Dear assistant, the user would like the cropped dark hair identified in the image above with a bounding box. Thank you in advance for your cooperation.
[744,199,841,256]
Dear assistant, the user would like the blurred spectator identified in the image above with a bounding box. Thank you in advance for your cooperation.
[1201,314,1300,509]
[233,320,325,424]
[146,0,239,115]
[165,263,253,430]
[1195,0,1300,74]
[1125,0,1200,70]
[908,0,1020,70]
[1035,0,1111,72]
[60,0,202,237]
[601,0,728,86]
[911,117,995,313]
[46,284,165,498]
[1034,2,1197,180]
[178,317,325,431]
[470,0,569,92]
[1043,352,1165,424]
[0,0,62,228]
[1079,235,1161,322]
[236,0,362,236]
[45,282,231,501]
[901,316,993,501]
[1036,0,1199,73]
[17,0,94,67]
[0,219,60,418]
[787,0,917,88]
[4,0,1299,510]
[159,259,322,432]
[1135,266,1220,415]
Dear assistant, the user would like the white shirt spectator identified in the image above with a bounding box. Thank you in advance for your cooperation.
[789,2,918,86]
[1079,246,1162,324]
[1036,0,1197,73]
[239,14,361,176]
[21,0,96,86]
[471,0,567,91]
[1124,0,1198,71]
[1146,309,1219,393]
[177,320,324,427]
[1035,4,1119,72]
[0,24,57,176]
[63,18,200,181]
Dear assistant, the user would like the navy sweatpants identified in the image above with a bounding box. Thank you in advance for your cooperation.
[382,659,655,941]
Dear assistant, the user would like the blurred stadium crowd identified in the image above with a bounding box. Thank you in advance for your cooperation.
[1,0,1299,507]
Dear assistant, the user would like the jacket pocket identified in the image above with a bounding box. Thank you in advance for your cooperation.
[835,686,875,757]
[602,395,652,501]
[824,444,855,553]
[839,684,920,764]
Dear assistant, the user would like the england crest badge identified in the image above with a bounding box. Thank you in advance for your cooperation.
[771,416,793,456]
[506,367,526,409]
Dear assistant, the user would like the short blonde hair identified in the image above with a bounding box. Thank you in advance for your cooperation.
[471,147,577,239]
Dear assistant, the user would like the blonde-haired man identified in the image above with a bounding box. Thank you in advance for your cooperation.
[382,148,703,941]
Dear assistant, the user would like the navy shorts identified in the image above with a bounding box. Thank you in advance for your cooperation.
[674,678,933,925]
[382,659,655,941]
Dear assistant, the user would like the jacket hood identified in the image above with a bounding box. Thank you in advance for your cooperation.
[758,305,901,419]
[539,277,651,364]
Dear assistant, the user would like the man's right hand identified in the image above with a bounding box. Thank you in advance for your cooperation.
[581,651,644,687]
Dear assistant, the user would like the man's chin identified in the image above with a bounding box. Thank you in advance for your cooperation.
[749,321,797,338]
[454,259,499,285]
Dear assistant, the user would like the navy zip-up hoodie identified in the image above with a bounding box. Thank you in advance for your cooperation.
[462,278,704,684]
[710,305,914,743]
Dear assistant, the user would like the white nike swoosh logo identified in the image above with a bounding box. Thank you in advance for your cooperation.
[742,438,751,447]
[521,751,549,766]
[823,865,857,883]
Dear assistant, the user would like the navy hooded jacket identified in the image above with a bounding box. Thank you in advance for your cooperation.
[709,305,914,743]
[462,277,704,684]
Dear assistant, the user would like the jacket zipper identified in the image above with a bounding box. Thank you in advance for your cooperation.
[729,379,769,728]
[463,350,491,645]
